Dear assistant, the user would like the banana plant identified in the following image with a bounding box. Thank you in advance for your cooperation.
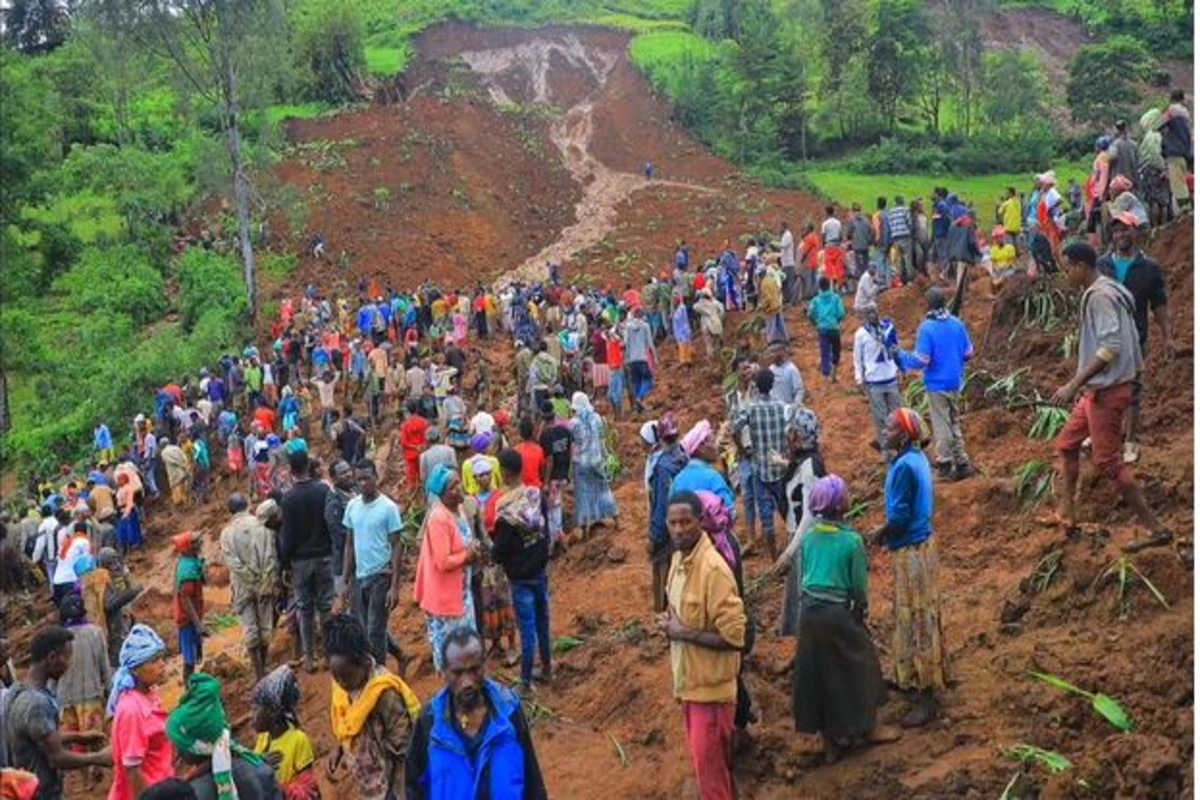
[1028,406,1069,440]
[1028,671,1134,731]
[1092,555,1170,619]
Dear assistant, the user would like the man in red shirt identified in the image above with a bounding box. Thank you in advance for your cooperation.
[399,400,430,488]
[799,222,821,301]
[514,417,546,489]
[605,327,625,418]
[252,397,278,433]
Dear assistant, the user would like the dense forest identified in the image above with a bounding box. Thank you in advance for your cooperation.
[0,0,1191,471]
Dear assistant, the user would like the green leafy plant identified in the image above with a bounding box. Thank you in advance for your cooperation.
[1028,406,1069,440]
[903,376,928,413]
[373,186,392,210]
[1019,286,1071,331]
[1030,550,1063,594]
[986,367,1031,408]
[552,635,585,654]
[1092,555,1170,619]
[1014,459,1054,508]
[1004,743,1072,774]
[1028,671,1134,731]
[846,500,870,520]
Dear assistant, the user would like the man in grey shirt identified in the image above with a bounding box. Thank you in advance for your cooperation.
[623,308,656,414]
[767,343,805,406]
[1052,242,1168,554]
[419,428,458,497]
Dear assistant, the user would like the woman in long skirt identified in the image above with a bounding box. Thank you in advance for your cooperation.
[792,475,899,761]
[874,408,951,728]
[568,392,618,539]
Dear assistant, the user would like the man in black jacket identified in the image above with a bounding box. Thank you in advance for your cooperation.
[490,449,551,695]
[279,448,333,673]
[1157,89,1192,213]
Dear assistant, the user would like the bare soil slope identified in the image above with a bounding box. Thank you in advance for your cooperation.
[12,22,1190,800]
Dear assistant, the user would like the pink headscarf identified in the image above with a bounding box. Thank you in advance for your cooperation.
[695,490,735,570]
[681,420,713,458]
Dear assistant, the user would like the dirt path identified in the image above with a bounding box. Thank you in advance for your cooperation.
[459,34,715,284]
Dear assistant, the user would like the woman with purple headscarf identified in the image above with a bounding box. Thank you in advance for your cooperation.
[791,474,899,763]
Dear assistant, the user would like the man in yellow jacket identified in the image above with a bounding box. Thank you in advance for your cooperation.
[659,490,746,800]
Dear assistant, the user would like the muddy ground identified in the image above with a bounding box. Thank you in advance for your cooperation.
[7,23,1192,800]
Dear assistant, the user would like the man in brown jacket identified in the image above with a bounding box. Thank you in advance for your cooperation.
[659,490,746,800]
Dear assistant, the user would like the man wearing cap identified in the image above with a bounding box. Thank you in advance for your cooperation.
[1097,213,1173,464]
[1054,242,1172,554]
[900,289,974,481]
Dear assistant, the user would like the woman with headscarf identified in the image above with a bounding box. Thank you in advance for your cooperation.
[114,472,142,555]
[461,432,501,496]
[568,392,618,540]
[464,458,518,667]
[413,465,482,672]
[251,666,319,799]
[872,408,949,728]
[792,475,898,762]
[55,593,110,788]
[774,408,826,636]
[108,625,174,800]
[670,420,735,510]
[168,673,278,799]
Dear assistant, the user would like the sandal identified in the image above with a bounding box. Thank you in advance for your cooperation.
[1122,529,1173,553]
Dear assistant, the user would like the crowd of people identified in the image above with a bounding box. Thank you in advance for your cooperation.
[0,92,1190,800]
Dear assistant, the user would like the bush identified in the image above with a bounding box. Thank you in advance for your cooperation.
[55,245,168,326]
[294,0,368,102]
[176,247,248,331]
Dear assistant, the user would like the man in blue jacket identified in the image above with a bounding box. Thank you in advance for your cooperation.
[405,627,547,800]
[647,416,688,612]
[901,289,975,481]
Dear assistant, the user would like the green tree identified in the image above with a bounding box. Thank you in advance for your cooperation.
[55,245,168,325]
[1,0,70,53]
[866,0,927,132]
[981,48,1047,127]
[1066,36,1155,124]
[815,0,870,138]
[293,0,366,103]
[0,48,59,220]
[691,0,740,40]
[928,0,993,136]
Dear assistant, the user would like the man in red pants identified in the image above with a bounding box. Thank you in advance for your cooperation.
[659,491,746,800]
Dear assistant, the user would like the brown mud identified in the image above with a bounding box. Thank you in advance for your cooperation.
[7,23,1191,800]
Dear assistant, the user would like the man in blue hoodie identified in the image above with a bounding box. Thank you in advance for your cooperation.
[901,289,974,480]
[405,627,547,800]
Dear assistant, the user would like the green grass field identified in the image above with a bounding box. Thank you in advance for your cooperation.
[802,159,1091,210]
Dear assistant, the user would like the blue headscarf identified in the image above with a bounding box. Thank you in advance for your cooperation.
[106,624,166,716]
[425,463,455,498]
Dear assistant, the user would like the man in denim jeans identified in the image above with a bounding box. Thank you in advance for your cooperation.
[490,449,552,696]
[339,460,405,668]
[730,369,795,561]
[279,448,334,673]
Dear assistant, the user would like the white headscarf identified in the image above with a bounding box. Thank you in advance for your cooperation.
[571,391,593,416]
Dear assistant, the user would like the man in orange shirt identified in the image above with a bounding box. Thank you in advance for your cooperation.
[798,223,820,301]
[252,398,277,433]
[513,418,546,489]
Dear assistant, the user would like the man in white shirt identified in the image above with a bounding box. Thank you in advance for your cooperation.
[820,205,842,246]
[469,409,496,436]
[852,304,903,461]
[854,260,880,313]
[777,221,797,305]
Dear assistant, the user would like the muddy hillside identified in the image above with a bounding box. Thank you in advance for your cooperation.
[8,23,1190,800]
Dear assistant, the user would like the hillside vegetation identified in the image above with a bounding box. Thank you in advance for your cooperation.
[0,0,1190,470]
